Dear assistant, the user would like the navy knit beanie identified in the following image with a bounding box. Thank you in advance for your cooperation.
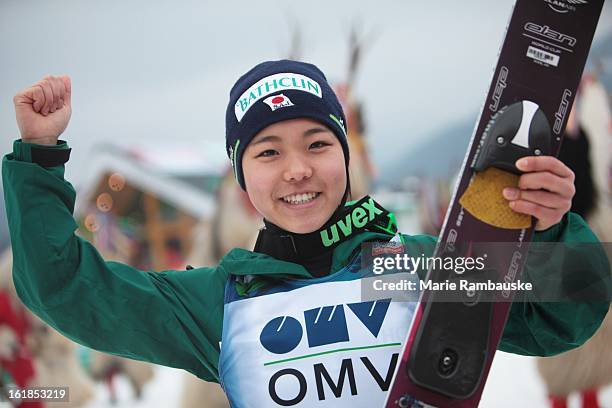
[225,60,350,190]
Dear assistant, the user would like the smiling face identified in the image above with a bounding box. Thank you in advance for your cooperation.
[242,118,347,234]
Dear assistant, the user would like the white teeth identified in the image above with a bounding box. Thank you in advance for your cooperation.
[282,192,318,205]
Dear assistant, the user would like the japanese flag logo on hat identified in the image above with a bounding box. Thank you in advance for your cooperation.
[263,93,294,112]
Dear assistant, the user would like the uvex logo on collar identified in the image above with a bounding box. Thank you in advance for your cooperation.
[320,196,397,247]
[253,196,398,264]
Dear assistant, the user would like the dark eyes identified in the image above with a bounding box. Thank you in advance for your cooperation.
[255,141,331,158]
[257,149,278,158]
[309,141,331,149]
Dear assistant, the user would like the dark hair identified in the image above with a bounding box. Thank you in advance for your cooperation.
[343,168,353,204]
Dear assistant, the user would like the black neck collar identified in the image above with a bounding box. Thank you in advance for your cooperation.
[253,195,398,263]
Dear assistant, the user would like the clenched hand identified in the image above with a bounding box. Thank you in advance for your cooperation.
[13,75,72,146]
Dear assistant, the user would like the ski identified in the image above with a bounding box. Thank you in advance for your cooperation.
[384,1,604,407]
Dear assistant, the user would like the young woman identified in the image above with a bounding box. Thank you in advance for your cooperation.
[4,60,609,407]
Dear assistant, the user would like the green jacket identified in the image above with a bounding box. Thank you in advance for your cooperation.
[2,140,609,383]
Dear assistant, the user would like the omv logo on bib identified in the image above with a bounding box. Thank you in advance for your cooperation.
[260,299,391,354]
[257,298,404,406]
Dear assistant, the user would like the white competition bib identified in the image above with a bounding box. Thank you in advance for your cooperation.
[219,256,417,407]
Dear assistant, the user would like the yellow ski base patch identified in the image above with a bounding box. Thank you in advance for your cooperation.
[459,167,531,229]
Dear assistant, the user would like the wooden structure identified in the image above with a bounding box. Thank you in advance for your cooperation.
[74,145,217,271]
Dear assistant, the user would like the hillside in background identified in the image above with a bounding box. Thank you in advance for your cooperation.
[377,31,612,188]
[376,118,474,186]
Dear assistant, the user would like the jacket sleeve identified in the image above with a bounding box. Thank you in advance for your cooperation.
[402,212,610,357]
[2,140,226,382]
[498,213,610,356]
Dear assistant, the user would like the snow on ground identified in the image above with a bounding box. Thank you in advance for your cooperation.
[482,351,612,408]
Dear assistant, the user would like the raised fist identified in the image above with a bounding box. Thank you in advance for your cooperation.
[13,75,72,146]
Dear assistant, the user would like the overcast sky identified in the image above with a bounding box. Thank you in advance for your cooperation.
[1,0,610,186]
